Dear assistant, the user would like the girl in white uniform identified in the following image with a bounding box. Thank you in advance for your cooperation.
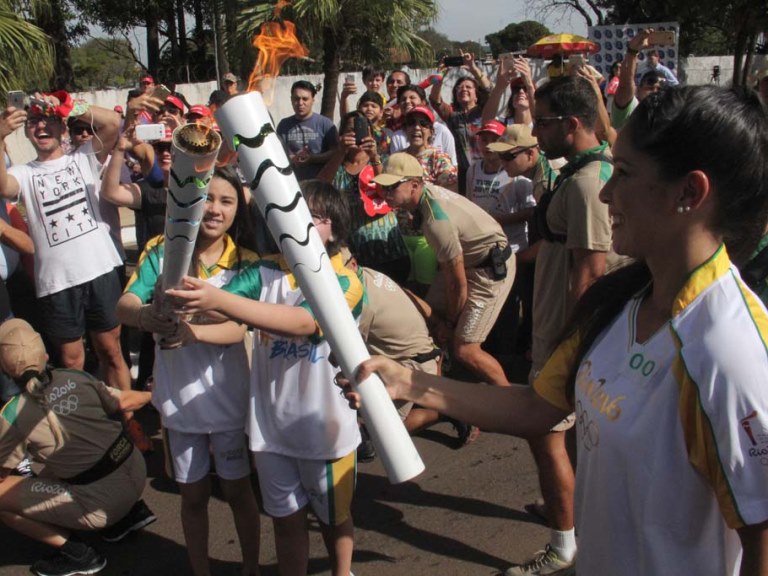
[117,166,261,576]
[346,86,768,575]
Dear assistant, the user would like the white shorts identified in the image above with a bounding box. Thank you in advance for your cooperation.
[252,450,356,526]
[165,429,251,484]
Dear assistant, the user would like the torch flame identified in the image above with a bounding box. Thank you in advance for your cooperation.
[247,18,309,102]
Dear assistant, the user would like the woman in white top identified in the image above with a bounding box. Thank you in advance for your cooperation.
[346,86,768,575]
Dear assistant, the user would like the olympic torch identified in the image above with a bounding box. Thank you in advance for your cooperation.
[159,123,222,345]
[216,92,424,483]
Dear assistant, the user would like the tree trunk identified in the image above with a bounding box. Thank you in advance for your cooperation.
[193,0,206,69]
[742,29,757,86]
[38,0,74,90]
[177,0,188,79]
[146,2,161,76]
[223,0,239,76]
[166,1,178,63]
[213,0,229,79]
[320,26,340,119]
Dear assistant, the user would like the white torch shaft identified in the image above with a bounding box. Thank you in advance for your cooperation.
[216,92,424,484]
[160,125,222,296]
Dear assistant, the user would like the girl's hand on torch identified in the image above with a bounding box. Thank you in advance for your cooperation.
[138,304,176,335]
[334,356,413,409]
[166,276,221,315]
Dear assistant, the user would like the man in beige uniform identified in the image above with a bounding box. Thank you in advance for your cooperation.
[503,76,615,576]
[0,319,154,576]
[374,153,515,388]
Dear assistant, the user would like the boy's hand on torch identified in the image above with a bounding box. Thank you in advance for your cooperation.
[166,276,222,315]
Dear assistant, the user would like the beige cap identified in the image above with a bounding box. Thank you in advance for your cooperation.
[371,152,424,186]
[487,124,538,153]
[222,72,238,84]
[0,319,47,379]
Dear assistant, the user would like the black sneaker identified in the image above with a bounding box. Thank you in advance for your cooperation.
[31,546,106,576]
[101,499,157,543]
[446,417,480,447]
[356,425,376,463]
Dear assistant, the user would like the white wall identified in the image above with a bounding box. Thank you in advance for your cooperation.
[6,56,763,165]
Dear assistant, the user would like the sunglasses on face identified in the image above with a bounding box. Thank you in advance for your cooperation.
[498,147,531,162]
[70,124,94,135]
[25,116,59,127]
[511,84,526,93]
[153,142,172,153]
[379,179,409,192]
[533,115,568,129]
[405,117,432,129]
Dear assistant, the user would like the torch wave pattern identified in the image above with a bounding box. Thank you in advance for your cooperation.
[167,187,209,209]
[232,123,276,149]
[249,159,294,190]
[170,170,213,189]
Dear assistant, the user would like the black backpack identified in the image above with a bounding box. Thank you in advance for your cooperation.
[532,152,614,244]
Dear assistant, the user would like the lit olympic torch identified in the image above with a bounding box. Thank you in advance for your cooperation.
[159,124,222,344]
[216,92,425,483]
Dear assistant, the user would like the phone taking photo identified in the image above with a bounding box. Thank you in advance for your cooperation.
[151,84,172,102]
[354,115,369,145]
[8,91,26,110]
[443,55,464,67]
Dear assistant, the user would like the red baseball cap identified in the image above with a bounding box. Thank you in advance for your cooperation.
[186,105,212,118]
[113,105,124,114]
[165,95,185,112]
[140,76,154,84]
[477,120,506,137]
[405,105,435,124]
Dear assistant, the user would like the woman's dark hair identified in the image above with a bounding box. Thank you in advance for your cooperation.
[451,76,489,112]
[535,75,598,129]
[210,165,255,264]
[357,91,384,109]
[396,84,427,104]
[627,85,768,263]
[561,85,768,402]
[300,179,350,257]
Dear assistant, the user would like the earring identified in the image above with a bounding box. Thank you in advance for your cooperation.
[684,206,691,213]
[676,206,684,214]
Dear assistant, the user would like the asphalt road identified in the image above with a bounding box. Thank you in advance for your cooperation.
[0,410,551,576]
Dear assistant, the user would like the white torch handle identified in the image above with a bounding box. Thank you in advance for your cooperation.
[216,92,424,483]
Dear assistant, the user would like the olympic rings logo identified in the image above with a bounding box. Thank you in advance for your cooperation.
[52,395,79,416]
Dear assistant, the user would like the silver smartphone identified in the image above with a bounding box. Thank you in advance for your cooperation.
[8,91,26,109]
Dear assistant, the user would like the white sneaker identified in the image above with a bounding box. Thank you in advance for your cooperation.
[504,545,575,575]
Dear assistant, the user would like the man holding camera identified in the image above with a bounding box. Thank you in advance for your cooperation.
[373,152,515,389]
[0,93,134,421]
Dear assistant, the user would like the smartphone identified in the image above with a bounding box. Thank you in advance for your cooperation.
[151,84,172,101]
[443,55,464,67]
[135,123,167,142]
[354,115,369,145]
[569,54,585,69]
[648,30,675,46]
[8,91,25,109]
[345,74,355,84]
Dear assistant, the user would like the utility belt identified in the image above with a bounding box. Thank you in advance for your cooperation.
[65,431,134,486]
[475,243,512,280]
[410,348,443,365]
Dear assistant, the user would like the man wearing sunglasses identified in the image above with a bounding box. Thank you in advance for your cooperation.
[0,94,134,438]
[372,152,515,390]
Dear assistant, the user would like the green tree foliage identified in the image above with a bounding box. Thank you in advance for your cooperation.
[71,38,140,90]
[238,0,438,117]
[485,20,551,57]
[0,0,54,94]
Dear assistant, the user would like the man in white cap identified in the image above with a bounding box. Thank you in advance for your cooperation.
[373,152,515,389]
[222,72,239,96]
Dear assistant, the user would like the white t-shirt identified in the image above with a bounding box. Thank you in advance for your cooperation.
[535,247,768,575]
[225,254,362,460]
[126,236,253,434]
[9,142,122,296]
[390,122,458,166]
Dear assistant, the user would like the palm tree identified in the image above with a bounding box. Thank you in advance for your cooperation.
[238,0,438,117]
[0,0,54,94]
